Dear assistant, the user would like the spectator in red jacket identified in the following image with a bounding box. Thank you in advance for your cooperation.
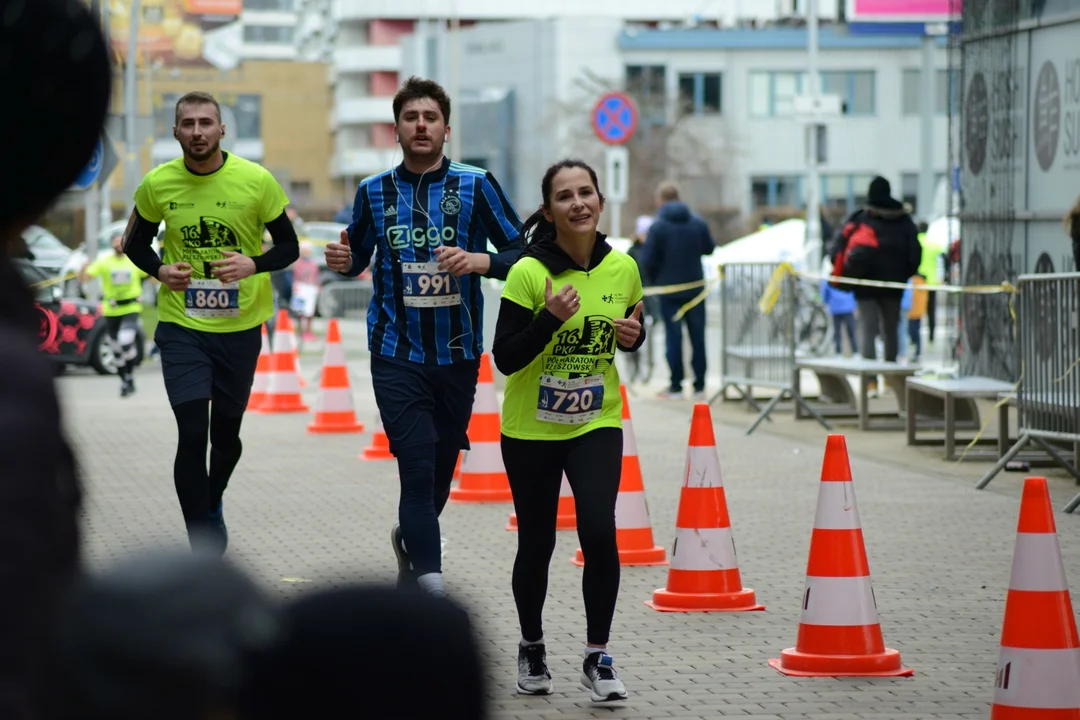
[828,176,921,363]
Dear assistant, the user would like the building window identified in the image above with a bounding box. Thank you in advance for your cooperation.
[749,175,802,210]
[749,71,804,117]
[625,64,666,123]
[243,0,295,9]
[902,69,959,115]
[750,71,875,117]
[821,70,876,115]
[232,94,262,139]
[900,172,948,214]
[243,24,295,44]
[677,72,722,115]
[290,180,312,205]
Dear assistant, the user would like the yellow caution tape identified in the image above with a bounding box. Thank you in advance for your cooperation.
[30,271,79,290]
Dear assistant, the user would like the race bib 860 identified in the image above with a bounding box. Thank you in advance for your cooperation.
[185,278,240,318]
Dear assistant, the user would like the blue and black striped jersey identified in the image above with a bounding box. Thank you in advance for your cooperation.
[343,158,523,365]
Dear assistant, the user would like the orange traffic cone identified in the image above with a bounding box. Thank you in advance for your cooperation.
[573,385,665,566]
[507,474,577,531]
[361,413,393,460]
[453,451,462,481]
[449,353,512,503]
[307,319,364,434]
[769,434,912,677]
[248,323,271,410]
[646,403,763,612]
[990,476,1080,718]
[257,310,309,414]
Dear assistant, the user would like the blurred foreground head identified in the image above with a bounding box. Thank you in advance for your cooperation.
[50,552,281,720]
[238,585,489,720]
[0,0,111,236]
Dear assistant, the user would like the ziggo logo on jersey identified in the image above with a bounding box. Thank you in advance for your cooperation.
[386,224,457,250]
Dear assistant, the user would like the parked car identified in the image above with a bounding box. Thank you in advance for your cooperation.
[16,259,144,375]
[14,225,73,276]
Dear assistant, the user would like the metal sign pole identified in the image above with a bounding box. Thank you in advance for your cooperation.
[124,0,141,216]
[805,0,823,272]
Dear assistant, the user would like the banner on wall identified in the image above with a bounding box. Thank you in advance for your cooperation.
[108,0,242,69]
[846,0,961,22]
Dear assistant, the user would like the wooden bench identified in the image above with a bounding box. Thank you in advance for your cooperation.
[904,376,1016,461]
[793,357,921,431]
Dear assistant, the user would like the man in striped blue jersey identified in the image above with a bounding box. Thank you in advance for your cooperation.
[326,77,523,598]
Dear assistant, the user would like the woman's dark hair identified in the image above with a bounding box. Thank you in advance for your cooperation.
[521,159,605,244]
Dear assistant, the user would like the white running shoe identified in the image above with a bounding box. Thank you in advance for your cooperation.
[517,643,553,695]
[581,651,628,702]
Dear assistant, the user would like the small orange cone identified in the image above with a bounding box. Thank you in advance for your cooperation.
[573,385,665,566]
[248,323,272,410]
[449,352,512,504]
[453,451,462,481]
[990,477,1080,719]
[507,474,577,531]
[361,414,394,460]
[257,310,309,414]
[646,403,763,612]
[769,435,912,677]
[307,319,364,434]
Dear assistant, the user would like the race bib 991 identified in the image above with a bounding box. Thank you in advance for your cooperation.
[402,262,461,308]
[536,374,605,425]
[185,278,240,318]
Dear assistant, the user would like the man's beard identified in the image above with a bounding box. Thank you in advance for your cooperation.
[404,137,444,162]
[184,138,220,163]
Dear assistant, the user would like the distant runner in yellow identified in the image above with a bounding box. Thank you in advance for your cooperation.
[123,91,298,554]
[80,231,147,397]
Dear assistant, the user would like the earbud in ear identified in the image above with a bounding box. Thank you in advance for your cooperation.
[444,135,449,142]
[395,135,400,143]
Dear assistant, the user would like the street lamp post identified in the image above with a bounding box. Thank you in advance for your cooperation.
[124,0,141,216]
[805,0,822,272]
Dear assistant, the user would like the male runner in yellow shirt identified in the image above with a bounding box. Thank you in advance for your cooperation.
[124,91,298,554]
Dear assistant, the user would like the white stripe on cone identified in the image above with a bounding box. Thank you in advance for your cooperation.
[684,447,724,489]
[461,441,504,474]
[267,371,301,394]
[615,490,651,529]
[273,329,297,354]
[473,386,499,414]
[314,387,356,413]
[623,419,637,456]
[1010,533,1070,592]
[993,647,1080,708]
[251,370,269,394]
[812,482,863,530]
[559,475,572,497]
[323,342,346,367]
[799,575,879,627]
[670,527,737,571]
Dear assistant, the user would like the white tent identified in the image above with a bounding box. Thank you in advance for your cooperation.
[712,219,809,270]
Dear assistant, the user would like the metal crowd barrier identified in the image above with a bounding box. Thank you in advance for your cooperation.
[976,272,1080,511]
[709,262,828,435]
[318,280,374,320]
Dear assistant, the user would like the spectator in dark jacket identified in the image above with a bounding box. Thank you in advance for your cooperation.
[0,1,111,717]
[640,181,716,399]
[828,176,921,363]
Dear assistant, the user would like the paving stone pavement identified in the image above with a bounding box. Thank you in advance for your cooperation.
[58,335,1080,720]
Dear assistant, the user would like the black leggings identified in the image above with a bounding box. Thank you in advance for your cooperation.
[396,439,462,575]
[171,399,244,533]
[501,427,622,646]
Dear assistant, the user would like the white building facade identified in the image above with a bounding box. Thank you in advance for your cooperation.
[324,0,843,186]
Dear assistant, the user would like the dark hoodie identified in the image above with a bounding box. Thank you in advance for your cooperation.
[639,201,715,298]
[491,232,646,376]
[828,176,921,299]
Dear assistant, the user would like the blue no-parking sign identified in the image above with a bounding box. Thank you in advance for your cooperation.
[591,92,639,146]
[73,138,104,190]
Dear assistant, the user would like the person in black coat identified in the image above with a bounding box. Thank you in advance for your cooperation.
[828,176,921,363]
[639,182,716,398]
[0,1,111,716]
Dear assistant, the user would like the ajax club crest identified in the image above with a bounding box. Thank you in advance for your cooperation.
[440,191,461,216]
